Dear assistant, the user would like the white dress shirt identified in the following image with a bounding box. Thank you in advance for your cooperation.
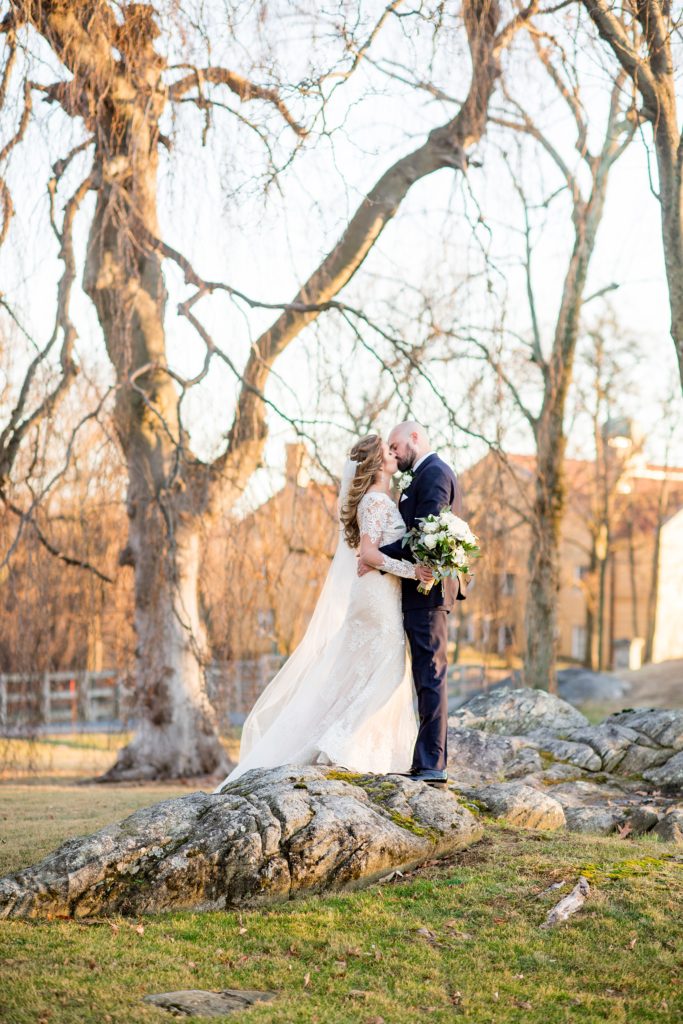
[412,451,436,472]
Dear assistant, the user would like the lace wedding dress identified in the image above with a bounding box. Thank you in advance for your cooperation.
[216,483,418,786]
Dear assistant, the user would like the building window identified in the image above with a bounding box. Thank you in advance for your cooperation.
[573,565,590,587]
[497,624,515,653]
[571,625,587,661]
[501,572,516,596]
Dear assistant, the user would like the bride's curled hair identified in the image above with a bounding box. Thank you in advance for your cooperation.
[340,434,384,549]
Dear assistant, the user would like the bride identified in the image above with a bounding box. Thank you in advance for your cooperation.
[215,434,432,787]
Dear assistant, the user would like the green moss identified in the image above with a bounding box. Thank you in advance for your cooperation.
[460,799,487,816]
[579,855,679,885]
[386,810,438,841]
[324,770,439,843]
[325,770,366,784]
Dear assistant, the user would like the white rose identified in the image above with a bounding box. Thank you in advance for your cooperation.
[422,522,438,534]
[423,534,438,550]
[447,516,469,539]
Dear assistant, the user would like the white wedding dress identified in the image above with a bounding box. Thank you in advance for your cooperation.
[216,473,419,787]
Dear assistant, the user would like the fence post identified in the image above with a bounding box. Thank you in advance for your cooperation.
[0,674,6,727]
[42,671,51,725]
[73,675,82,725]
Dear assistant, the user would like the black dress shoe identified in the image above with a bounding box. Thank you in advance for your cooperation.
[409,769,448,786]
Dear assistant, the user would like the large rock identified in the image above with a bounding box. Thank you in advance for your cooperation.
[563,723,641,773]
[625,806,661,835]
[470,782,566,830]
[449,688,588,736]
[447,691,683,837]
[545,779,629,808]
[0,765,482,919]
[643,750,683,790]
[526,729,602,772]
[653,809,683,845]
[557,668,631,706]
[447,727,520,782]
[604,709,683,752]
[564,806,624,835]
[143,989,276,1017]
[446,727,541,785]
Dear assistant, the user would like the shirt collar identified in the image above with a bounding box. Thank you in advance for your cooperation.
[412,451,436,472]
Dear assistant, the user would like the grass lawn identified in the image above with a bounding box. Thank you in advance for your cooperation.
[1,782,682,1024]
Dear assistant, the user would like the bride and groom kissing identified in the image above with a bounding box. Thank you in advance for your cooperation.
[217,421,465,791]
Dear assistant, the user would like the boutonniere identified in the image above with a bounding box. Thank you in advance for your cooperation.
[396,470,414,493]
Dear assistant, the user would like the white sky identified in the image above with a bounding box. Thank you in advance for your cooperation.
[1,1,681,512]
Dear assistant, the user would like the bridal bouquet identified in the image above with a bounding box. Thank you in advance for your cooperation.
[402,508,480,595]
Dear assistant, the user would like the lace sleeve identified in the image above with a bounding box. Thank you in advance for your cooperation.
[358,494,416,578]
[380,554,417,579]
[358,494,388,544]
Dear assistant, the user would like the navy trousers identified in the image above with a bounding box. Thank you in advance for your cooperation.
[404,607,449,772]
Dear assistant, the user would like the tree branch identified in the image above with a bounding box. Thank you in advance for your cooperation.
[167,65,306,136]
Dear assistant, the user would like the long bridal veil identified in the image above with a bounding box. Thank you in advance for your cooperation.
[226,458,360,770]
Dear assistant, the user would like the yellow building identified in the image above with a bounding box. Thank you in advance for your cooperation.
[459,452,683,669]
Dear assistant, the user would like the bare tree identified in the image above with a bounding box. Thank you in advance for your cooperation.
[445,24,636,688]
[581,0,683,392]
[567,313,642,669]
[0,1,536,779]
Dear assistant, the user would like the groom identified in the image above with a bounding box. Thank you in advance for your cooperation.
[358,421,465,786]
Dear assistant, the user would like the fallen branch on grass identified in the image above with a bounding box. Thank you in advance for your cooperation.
[541,876,590,928]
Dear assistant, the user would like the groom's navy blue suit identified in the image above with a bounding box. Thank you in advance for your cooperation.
[379,454,465,773]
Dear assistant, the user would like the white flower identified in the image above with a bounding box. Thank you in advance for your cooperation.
[423,534,438,550]
[397,471,413,493]
[443,513,477,545]
[422,521,439,533]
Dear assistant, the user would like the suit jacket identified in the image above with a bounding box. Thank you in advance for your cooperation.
[379,453,466,612]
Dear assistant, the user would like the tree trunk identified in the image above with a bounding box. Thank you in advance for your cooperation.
[583,546,597,670]
[652,115,683,393]
[81,25,227,780]
[524,191,608,688]
[524,409,564,692]
[580,0,683,391]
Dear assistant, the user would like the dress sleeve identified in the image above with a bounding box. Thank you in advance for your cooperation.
[359,494,417,579]
[358,494,387,544]
[380,553,417,579]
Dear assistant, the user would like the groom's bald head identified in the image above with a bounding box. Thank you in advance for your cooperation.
[388,420,430,472]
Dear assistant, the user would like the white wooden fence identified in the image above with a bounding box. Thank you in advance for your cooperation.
[0,670,124,730]
[0,660,508,732]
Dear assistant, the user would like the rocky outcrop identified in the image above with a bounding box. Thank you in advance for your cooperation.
[643,751,683,790]
[468,782,565,830]
[447,689,683,840]
[448,687,588,735]
[653,808,683,844]
[0,765,482,919]
[445,727,542,786]
[143,989,276,1016]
